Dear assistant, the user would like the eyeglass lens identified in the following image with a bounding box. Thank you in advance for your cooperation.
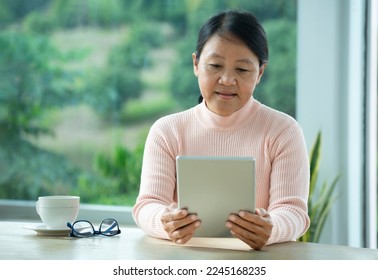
[99,219,120,236]
[71,221,95,237]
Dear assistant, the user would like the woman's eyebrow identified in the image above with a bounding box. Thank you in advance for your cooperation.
[205,52,224,59]
[204,53,255,65]
[206,53,253,63]
[235,58,254,65]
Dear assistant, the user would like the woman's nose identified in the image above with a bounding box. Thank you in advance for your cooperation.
[218,69,237,86]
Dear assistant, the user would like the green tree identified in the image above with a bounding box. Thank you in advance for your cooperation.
[256,19,297,117]
[49,0,125,28]
[74,144,144,205]
[170,35,199,109]
[0,0,51,27]
[0,31,81,198]
[86,21,163,121]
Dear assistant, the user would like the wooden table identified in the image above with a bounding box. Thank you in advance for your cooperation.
[0,221,377,260]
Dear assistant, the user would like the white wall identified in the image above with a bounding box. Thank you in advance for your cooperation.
[297,0,366,247]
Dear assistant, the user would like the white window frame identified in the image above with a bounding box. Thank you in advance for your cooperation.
[297,0,377,248]
[364,0,377,249]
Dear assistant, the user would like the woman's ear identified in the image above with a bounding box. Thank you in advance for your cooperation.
[256,63,267,84]
[192,52,199,77]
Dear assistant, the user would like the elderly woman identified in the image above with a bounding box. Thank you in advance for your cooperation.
[133,9,310,250]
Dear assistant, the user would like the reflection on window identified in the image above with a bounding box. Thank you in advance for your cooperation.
[0,0,297,206]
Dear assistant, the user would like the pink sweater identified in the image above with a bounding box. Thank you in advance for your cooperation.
[133,97,310,244]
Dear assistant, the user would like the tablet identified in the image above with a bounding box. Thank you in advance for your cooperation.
[176,155,256,237]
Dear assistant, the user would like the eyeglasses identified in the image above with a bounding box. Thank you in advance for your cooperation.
[67,218,121,238]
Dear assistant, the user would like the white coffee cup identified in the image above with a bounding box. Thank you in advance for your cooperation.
[36,196,80,229]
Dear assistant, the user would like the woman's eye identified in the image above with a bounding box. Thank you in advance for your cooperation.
[237,68,249,73]
[209,64,221,69]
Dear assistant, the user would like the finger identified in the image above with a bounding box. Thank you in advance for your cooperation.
[161,209,188,223]
[167,214,198,231]
[228,214,260,233]
[172,220,201,244]
[163,214,199,235]
[226,218,260,238]
[175,233,194,244]
[227,216,272,244]
[231,230,265,250]
[238,211,272,228]
[227,220,268,250]
[254,208,269,217]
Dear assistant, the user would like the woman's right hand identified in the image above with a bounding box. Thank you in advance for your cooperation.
[161,208,201,244]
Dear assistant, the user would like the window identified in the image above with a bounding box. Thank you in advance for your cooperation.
[297,0,377,248]
[0,0,298,209]
[0,0,298,224]
[3,1,375,249]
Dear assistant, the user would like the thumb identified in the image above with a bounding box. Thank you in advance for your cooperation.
[255,208,268,217]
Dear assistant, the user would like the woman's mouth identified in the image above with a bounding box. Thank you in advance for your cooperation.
[216,92,237,99]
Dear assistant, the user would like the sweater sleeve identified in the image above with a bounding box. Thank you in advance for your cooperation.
[265,121,310,244]
[132,120,177,239]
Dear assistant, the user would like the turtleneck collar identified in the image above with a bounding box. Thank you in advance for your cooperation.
[194,97,260,131]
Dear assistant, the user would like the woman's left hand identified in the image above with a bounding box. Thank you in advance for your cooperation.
[226,208,272,250]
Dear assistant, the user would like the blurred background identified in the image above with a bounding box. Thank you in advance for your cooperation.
[0,0,376,248]
[0,0,297,205]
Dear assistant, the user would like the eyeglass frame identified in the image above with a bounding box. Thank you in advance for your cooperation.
[67,218,121,238]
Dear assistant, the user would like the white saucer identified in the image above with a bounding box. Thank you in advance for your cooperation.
[23,224,71,236]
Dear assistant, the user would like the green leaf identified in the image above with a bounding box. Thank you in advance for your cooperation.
[309,132,321,196]
[312,175,341,242]
[299,131,341,243]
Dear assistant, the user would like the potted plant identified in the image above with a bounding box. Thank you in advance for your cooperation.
[299,132,341,243]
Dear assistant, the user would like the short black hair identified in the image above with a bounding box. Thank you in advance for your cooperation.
[195,10,269,66]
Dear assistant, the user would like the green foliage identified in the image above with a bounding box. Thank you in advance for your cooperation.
[0,1,13,27]
[50,0,126,28]
[255,19,297,117]
[170,36,199,109]
[22,10,56,34]
[0,31,79,133]
[0,30,82,198]
[74,144,144,205]
[85,21,165,121]
[0,138,79,199]
[0,0,299,206]
[226,0,297,21]
[85,66,143,122]
[299,132,341,243]
[138,0,187,27]
[0,0,51,26]
[122,97,177,124]
[96,145,143,194]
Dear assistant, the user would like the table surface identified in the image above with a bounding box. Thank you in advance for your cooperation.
[1,221,377,260]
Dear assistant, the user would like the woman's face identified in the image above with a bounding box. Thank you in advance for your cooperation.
[193,34,266,116]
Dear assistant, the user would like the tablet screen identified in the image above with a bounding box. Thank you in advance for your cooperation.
[176,156,256,237]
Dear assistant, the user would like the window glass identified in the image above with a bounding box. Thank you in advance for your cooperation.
[0,0,297,206]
